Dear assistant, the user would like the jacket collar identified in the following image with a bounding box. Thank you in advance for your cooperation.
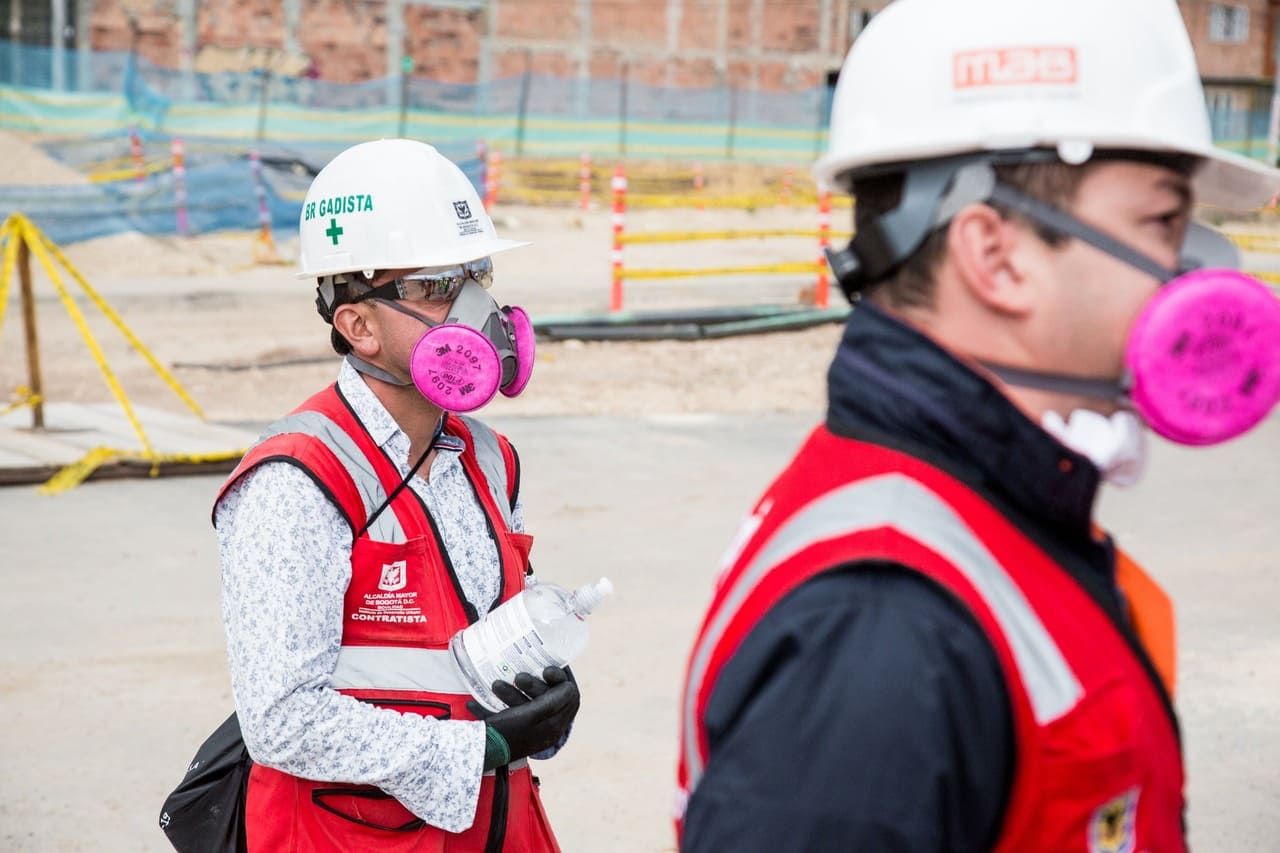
[826,302,1100,537]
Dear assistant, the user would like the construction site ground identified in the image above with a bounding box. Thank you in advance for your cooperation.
[2,132,1279,849]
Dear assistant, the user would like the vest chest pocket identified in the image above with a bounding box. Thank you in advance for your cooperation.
[344,537,459,647]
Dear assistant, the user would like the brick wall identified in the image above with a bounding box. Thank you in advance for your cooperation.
[83,0,866,90]
[1180,0,1275,81]
[83,1,1273,94]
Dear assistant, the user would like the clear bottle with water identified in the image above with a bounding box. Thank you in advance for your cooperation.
[450,577,613,711]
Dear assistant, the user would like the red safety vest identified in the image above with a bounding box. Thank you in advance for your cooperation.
[677,426,1184,852]
[216,385,559,852]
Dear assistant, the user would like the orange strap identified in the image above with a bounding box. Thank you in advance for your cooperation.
[1113,546,1177,699]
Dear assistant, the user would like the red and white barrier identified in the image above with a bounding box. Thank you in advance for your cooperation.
[815,190,832,309]
[611,163,628,312]
[171,137,189,236]
[249,150,280,262]
[129,126,145,182]
[484,148,502,210]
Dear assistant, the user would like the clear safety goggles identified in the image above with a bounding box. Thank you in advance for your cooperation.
[355,257,494,305]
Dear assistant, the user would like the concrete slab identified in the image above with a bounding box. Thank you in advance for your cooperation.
[0,403,255,486]
[0,411,1276,851]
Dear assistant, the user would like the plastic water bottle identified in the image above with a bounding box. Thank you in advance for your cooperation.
[450,577,613,711]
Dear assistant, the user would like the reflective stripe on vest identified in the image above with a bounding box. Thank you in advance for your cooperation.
[253,411,513,543]
[331,645,472,695]
[682,472,1084,791]
[458,415,512,530]
[256,410,406,543]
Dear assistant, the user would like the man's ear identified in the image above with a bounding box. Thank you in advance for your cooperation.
[945,203,1037,318]
[332,303,381,358]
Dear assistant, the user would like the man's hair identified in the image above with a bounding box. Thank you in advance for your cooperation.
[851,161,1086,310]
[850,153,1198,310]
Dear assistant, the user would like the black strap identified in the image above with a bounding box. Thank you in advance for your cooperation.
[356,415,448,539]
[981,362,1126,403]
[483,765,510,853]
[986,181,1175,282]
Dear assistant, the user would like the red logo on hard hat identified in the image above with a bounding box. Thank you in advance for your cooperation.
[953,46,1077,89]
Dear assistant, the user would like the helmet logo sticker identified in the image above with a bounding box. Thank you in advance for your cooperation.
[953,46,1077,90]
[452,198,484,238]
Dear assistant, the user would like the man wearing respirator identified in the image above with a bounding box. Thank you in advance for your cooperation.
[215,140,575,851]
[678,0,1280,849]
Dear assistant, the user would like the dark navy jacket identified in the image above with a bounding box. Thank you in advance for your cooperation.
[682,303,1142,852]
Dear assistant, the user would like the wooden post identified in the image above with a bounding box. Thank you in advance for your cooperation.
[17,237,44,428]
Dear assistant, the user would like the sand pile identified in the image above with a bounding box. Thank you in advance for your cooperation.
[1,131,90,186]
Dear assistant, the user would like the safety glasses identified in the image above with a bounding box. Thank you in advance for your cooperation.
[355,257,494,306]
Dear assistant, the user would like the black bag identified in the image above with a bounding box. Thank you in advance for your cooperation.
[159,712,252,853]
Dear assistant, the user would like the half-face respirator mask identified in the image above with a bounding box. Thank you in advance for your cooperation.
[319,258,536,412]
[827,157,1280,448]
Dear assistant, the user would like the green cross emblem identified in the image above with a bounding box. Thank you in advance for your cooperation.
[324,218,344,245]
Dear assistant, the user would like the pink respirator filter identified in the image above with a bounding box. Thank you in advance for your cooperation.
[1126,269,1280,445]
[500,306,536,398]
[409,324,502,413]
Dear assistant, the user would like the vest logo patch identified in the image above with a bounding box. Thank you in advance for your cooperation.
[1088,787,1138,853]
[355,559,427,624]
[379,560,408,592]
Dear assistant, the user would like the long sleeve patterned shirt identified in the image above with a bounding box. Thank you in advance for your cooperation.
[215,359,524,833]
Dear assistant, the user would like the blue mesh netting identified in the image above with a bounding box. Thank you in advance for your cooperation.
[0,38,834,160]
[1,131,486,246]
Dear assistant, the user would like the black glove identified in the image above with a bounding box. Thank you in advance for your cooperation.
[468,666,580,769]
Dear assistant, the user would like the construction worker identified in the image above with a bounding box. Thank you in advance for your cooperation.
[677,0,1280,850]
[215,139,573,850]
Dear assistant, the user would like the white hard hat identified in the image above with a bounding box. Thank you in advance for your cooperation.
[814,0,1280,210]
[298,139,527,279]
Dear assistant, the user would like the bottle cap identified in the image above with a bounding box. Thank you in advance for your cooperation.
[571,577,614,615]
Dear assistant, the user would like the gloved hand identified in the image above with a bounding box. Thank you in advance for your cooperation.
[468,666,579,769]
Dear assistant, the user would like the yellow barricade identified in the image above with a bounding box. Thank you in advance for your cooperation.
[621,228,852,245]
[621,261,826,281]
[0,213,235,493]
[38,446,246,495]
[1226,233,1280,253]
[88,158,170,184]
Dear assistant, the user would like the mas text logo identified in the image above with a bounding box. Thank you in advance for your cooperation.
[953,46,1077,90]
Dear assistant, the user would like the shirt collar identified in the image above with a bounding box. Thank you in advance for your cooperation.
[826,302,1100,536]
[337,358,464,454]
[339,358,402,448]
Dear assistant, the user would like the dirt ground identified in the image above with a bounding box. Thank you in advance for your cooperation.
[1,202,847,423]
[3,134,1280,851]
